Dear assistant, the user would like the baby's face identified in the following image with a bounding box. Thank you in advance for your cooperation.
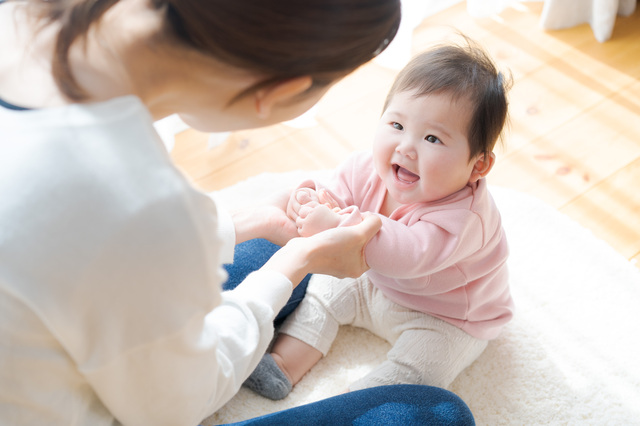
[372,90,478,206]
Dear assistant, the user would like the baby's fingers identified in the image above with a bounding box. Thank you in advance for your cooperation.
[295,189,316,205]
[318,189,340,209]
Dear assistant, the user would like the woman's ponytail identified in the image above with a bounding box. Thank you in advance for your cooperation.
[44,0,120,100]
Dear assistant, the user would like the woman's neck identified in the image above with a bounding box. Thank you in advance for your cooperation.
[0,0,263,125]
[0,3,67,109]
[0,0,163,111]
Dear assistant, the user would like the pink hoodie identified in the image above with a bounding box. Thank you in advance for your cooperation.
[298,151,514,340]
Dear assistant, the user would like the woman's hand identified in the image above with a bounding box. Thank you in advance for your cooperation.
[232,188,299,246]
[304,213,381,278]
[263,213,382,286]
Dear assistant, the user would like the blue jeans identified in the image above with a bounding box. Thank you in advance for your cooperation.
[221,384,474,425]
[223,238,310,326]
[220,239,475,425]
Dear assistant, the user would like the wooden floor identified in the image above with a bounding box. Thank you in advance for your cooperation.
[171,2,640,268]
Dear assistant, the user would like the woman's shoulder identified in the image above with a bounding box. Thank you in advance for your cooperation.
[0,94,210,255]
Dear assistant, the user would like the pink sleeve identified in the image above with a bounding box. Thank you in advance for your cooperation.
[365,211,484,280]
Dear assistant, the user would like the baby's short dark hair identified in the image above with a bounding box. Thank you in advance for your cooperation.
[383,37,512,159]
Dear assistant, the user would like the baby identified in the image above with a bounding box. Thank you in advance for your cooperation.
[244,38,515,400]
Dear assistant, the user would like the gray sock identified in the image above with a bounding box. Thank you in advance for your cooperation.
[243,353,292,400]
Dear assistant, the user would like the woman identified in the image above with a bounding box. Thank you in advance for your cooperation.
[0,0,475,424]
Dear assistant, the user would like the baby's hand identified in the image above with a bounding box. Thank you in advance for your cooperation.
[287,187,321,222]
[317,189,340,211]
[296,204,342,237]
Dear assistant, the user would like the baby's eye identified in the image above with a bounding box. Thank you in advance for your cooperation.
[392,122,404,130]
[425,135,442,144]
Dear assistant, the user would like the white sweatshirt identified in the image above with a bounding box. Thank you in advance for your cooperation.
[0,96,292,426]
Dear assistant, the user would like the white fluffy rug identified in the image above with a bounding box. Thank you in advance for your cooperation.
[203,170,640,426]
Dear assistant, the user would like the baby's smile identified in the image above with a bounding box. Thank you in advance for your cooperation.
[393,164,420,184]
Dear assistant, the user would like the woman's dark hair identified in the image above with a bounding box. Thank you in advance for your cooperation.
[26,0,401,101]
[383,37,512,159]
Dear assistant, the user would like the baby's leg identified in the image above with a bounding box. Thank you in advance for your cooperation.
[244,274,355,400]
[271,334,323,385]
[349,317,488,391]
[242,335,322,401]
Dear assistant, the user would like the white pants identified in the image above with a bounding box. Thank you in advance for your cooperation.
[279,273,488,390]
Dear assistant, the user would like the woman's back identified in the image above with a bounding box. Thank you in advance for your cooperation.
[0,96,235,425]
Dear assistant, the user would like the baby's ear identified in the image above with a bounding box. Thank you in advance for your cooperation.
[469,152,496,183]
